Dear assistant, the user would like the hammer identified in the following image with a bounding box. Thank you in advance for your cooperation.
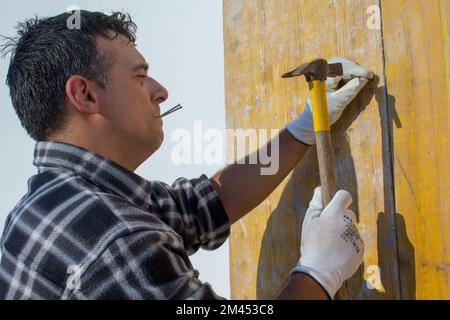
[282,58,349,300]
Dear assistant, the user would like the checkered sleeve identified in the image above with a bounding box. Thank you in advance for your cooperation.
[71,229,225,300]
[151,174,230,255]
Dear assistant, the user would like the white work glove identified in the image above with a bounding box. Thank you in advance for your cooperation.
[290,187,364,298]
[287,57,374,145]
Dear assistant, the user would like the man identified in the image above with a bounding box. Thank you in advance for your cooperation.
[0,10,371,299]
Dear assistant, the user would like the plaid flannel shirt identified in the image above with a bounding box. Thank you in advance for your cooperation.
[0,141,230,299]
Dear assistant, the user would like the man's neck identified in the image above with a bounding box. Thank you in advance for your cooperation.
[47,133,143,172]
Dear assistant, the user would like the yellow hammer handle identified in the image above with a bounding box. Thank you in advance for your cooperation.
[308,80,348,300]
[308,80,337,205]
[309,81,330,132]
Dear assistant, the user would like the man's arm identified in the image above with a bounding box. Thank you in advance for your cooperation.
[210,129,308,224]
[275,273,329,300]
[210,58,369,300]
[211,58,372,225]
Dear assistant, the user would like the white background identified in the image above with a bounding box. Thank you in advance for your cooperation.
[0,0,230,298]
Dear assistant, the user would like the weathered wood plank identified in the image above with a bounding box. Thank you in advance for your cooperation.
[224,0,399,299]
[381,0,450,299]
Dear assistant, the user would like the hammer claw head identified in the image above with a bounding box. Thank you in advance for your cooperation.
[281,64,310,78]
[282,58,343,82]
[327,63,344,78]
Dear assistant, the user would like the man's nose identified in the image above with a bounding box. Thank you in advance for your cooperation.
[149,77,169,104]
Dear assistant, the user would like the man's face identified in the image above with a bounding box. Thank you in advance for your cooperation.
[95,33,169,158]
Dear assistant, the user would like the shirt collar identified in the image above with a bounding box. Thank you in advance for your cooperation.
[33,141,153,209]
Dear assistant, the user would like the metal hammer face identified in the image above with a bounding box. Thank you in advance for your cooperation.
[282,58,343,82]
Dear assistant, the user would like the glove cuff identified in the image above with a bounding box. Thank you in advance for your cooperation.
[289,264,341,299]
[286,123,315,146]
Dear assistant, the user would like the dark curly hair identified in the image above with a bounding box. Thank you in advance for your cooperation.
[1,10,137,141]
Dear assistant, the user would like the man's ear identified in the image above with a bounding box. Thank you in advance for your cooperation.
[65,75,100,114]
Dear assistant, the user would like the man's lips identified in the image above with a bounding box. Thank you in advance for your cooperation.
[153,106,161,118]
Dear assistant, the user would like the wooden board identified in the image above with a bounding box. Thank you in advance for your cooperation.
[224,0,401,299]
[381,0,450,299]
